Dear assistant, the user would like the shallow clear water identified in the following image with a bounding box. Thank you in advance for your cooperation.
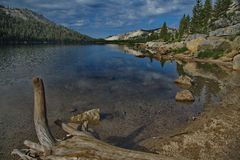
[0,44,222,159]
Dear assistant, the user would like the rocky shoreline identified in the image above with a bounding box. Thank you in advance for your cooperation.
[131,32,240,71]
[117,35,240,158]
[125,4,240,156]
[126,32,240,159]
[125,39,240,159]
[138,74,240,159]
[111,0,240,72]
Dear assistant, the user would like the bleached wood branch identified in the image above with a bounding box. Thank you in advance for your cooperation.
[32,77,56,148]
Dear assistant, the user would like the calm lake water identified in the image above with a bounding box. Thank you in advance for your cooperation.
[0,45,222,159]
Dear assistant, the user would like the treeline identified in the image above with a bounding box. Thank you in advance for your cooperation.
[177,0,232,39]
[0,7,92,44]
[110,0,233,43]
[109,0,233,43]
[154,0,232,42]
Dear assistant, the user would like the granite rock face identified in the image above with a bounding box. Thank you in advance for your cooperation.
[209,23,240,36]
[185,34,207,41]
[186,36,231,53]
[210,0,240,36]
[186,37,206,53]
[146,41,186,54]
[199,37,232,51]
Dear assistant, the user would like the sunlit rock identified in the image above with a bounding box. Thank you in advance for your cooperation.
[70,109,100,125]
[186,37,206,53]
[175,75,193,87]
[175,90,195,102]
[186,37,231,53]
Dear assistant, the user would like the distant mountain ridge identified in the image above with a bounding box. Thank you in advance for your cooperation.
[0,5,93,44]
[105,28,176,41]
[0,6,52,24]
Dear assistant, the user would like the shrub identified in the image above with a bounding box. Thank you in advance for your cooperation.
[197,50,225,59]
[171,47,188,54]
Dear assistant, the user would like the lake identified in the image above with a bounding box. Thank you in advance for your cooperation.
[0,44,222,159]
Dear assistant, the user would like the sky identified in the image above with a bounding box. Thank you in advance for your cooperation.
[0,0,197,38]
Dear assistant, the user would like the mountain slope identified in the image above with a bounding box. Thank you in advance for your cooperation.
[0,5,92,43]
[105,28,176,41]
[105,29,151,41]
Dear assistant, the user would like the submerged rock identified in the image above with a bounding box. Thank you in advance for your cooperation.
[175,90,195,102]
[233,54,240,70]
[175,75,193,87]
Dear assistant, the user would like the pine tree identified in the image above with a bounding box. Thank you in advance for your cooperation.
[0,10,92,43]
[179,14,186,37]
[175,30,180,41]
[214,0,232,18]
[186,15,191,34]
[203,0,212,32]
[179,14,191,38]
[190,0,204,33]
[160,22,169,41]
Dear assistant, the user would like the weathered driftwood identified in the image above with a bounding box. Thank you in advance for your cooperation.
[12,77,176,160]
[33,78,56,148]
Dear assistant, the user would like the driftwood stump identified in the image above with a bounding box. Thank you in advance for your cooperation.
[12,77,177,160]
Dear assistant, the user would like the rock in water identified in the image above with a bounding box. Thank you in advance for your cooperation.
[233,54,240,70]
[176,90,195,102]
[70,109,100,125]
[175,75,193,87]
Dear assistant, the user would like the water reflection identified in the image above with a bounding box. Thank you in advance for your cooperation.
[0,44,228,159]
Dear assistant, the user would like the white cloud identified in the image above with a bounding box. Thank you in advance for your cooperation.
[1,0,196,37]
[72,20,86,27]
